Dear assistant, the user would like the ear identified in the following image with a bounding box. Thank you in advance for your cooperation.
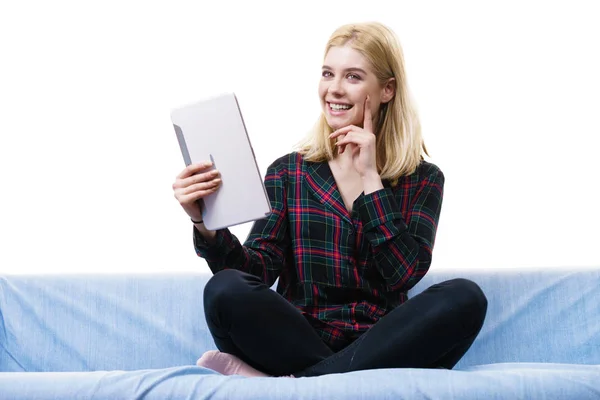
[380,78,396,104]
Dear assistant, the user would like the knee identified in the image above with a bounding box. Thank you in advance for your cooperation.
[203,269,260,312]
[442,278,488,326]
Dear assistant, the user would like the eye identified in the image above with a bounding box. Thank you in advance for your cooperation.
[347,73,361,81]
[322,70,333,78]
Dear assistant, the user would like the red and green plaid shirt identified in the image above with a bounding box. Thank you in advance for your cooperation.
[194,152,444,351]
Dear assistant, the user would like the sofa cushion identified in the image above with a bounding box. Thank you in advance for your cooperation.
[1,363,599,400]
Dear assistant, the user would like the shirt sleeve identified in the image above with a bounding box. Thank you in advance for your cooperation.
[354,168,445,292]
[193,161,291,286]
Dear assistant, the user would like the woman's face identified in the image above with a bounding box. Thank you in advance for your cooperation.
[319,45,393,131]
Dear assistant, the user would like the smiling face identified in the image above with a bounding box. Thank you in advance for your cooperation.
[319,45,394,131]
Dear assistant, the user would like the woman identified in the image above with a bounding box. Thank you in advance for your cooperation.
[172,21,487,378]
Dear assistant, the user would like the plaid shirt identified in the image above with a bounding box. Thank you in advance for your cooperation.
[194,152,444,351]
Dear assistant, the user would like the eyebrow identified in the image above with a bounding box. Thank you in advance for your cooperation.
[321,65,368,75]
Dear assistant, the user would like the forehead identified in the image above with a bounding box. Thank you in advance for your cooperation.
[323,45,371,71]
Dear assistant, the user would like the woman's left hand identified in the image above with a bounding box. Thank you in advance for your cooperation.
[329,96,378,178]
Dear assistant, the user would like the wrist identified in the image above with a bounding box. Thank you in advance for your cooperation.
[362,171,383,194]
[361,169,379,180]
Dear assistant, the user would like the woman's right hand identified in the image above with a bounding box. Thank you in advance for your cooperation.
[173,161,222,221]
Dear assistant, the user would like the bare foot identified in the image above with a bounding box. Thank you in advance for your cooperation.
[196,350,270,377]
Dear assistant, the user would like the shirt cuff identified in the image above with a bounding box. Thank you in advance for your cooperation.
[193,226,234,260]
[355,188,407,232]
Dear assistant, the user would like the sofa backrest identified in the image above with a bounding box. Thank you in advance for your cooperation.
[0,274,215,372]
[0,268,598,372]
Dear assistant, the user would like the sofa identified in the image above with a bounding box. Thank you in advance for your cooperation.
[1,267,599,399]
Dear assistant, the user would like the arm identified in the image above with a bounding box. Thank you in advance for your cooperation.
[355,167,445,292]
[193,162,291,286]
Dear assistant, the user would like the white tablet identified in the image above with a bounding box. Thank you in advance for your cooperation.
[171,93,271,230]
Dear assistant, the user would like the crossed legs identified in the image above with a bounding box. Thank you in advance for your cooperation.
[198,269,487,377]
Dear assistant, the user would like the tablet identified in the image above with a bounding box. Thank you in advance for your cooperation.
[171,93,271,230]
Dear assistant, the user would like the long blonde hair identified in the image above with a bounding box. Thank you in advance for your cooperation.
[295,22,428,184]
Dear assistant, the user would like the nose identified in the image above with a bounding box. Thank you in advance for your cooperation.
[327,77,345,97]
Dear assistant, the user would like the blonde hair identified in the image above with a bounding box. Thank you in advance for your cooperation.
[294,22,428,184]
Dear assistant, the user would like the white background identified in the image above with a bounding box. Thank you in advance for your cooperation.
[1,1,598,274]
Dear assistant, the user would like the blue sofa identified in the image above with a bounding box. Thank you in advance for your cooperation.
[1,267,599,399]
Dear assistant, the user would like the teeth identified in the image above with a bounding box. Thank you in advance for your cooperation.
[330,103,352,111]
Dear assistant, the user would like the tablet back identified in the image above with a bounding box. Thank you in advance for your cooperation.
[171,93,271,230]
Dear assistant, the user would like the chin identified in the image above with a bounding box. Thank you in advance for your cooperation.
[324,115,351,131]
[325,120,342,131]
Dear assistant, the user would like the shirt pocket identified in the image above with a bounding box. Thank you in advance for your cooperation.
[295,215,362,288]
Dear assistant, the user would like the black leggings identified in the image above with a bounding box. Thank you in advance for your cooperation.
[203,269,487,377]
